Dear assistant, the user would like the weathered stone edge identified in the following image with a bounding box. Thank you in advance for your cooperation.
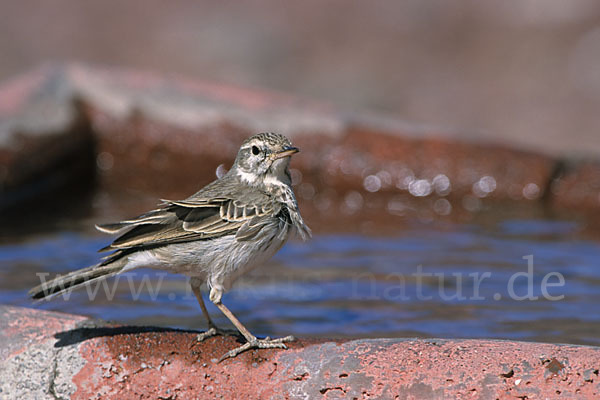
[1,305,599,399]
[1,63,599,215]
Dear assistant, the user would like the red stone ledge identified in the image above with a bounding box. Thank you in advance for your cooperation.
[1,305,598,399]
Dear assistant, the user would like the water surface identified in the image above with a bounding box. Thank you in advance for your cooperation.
[2,218,599,346]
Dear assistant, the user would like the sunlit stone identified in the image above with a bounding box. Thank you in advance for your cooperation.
[472,175,496,198]
[394,167,415,190]
[340,158,354,175]
[363,175,382,192]
[432,174,451,196]
[409,179,432,197]
[215,163,228,179]
[433,198,452,215]
[343,191,364,214]
[522,182,540,200]
[376,170,393,188]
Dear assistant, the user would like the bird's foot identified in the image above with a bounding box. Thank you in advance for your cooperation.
[196,325,240,342]
[218,335,295,362]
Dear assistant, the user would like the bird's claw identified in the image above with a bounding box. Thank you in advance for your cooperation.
[218,335,295,362]
[195,325,240,343]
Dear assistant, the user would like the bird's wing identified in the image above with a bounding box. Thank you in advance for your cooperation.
[96,196,278,252]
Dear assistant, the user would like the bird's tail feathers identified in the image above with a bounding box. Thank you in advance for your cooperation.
[29,259,127,301]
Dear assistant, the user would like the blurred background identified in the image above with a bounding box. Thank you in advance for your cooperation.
[2,0,600,156]
[2,1,600,346]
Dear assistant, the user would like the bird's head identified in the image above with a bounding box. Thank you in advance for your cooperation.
[231,132,299,187]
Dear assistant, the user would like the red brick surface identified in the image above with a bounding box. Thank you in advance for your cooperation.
[1,306,599,399]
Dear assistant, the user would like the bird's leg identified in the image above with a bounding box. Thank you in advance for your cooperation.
[213,301,295,362]
[190,278,238,341]
[209,286,295,362]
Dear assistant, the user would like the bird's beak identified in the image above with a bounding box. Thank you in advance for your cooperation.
[271,146,299,160]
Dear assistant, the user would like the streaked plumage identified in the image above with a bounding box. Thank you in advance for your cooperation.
[29,132,310,360]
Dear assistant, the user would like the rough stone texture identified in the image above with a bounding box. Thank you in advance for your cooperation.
[1,306,599,399]
[0,306,88,400]
[1,64,600,226]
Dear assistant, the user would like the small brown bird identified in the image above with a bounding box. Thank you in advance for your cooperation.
[29,132,311,361]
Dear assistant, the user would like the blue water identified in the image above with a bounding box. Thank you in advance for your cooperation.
[2,219,599,345]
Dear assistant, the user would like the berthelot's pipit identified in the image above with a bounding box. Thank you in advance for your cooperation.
[30,132,311,361]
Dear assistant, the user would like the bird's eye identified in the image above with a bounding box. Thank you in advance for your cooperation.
[251,145,260,155]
